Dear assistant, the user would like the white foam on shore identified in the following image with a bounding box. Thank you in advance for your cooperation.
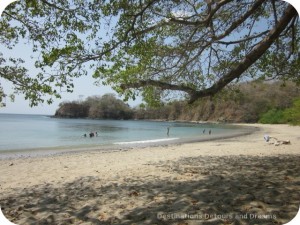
[114,138,179,145]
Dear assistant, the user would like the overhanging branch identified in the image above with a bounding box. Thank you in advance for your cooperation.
[120,4,298,104]
[189,4,298,103]
[120,79,195,95]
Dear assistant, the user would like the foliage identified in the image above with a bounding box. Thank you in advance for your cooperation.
[54,82,299,123]
[0,0,299,106]
[133,81,300,123]
[283,97,300,125]
[55,101,89,118]
[55,94,133,120]
[258,109,286,124]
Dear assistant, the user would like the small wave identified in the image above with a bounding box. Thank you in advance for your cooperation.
[114,138,179,145]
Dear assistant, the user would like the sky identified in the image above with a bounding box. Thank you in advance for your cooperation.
[0,42,142,115]
[0,0,143,115]
[0,0,299,115]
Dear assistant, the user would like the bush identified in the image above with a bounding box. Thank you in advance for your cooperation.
[283,98,300,125]
[259,108,286,124]
[55,94,134,120]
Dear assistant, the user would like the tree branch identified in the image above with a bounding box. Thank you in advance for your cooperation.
[216,30,269,45]
[210,0,265,41]
[189,4,298,103]
[186,0,265,50]
[40,0,78,12]
[120,79,196,95]
[168,0,233,26]
[120,4,298,104]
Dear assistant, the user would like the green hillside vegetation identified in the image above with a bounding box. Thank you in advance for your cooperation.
[55,82,300,124]
[258,109,286,124]
[134,81,300,124]
[283,98,300,125]
[258,98,300,125]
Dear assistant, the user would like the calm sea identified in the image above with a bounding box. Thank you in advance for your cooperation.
[0,114,250,155]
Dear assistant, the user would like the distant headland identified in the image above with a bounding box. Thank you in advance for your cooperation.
[54,82,300,125]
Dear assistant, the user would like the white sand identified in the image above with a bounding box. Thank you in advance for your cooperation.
[0,123,299,225]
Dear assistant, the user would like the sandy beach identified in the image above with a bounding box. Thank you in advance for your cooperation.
[0,123,299,225]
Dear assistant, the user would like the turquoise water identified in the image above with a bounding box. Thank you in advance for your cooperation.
[0,114,248,153]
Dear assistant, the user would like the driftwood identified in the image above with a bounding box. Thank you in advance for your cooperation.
[264,135,291,146]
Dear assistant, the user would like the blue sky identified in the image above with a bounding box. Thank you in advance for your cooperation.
[0,0,143,115]
[0,0,299,115]
[0,41,142,115]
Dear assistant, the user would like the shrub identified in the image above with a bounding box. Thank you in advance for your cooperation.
[259,108,286,124]
[283,98,300,125]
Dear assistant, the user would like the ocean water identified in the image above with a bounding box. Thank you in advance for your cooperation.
[0,114,249,154]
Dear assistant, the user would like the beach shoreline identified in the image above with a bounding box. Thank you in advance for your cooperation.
[0,123,299,225]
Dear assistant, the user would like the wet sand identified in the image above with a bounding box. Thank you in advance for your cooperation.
[0,123,299,225]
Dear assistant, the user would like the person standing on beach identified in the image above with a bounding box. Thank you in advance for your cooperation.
[209,130,211,135]
[167,126,170,136]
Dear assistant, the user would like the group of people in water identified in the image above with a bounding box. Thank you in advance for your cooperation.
[203,129,212,135]
[83,132,98,138]
[84,127,212,138]
[167,127,212,136]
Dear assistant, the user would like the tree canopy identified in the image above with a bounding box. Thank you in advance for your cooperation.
[0,0,299,106]
[55,93,133,119]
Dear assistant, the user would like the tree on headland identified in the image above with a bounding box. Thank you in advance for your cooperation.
[55,101,89,118]
[85,94,133,119]
[55,94,133,119]
[0,0,299,106]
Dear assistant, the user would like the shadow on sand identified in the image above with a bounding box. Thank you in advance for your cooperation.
[1,154,300,225]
